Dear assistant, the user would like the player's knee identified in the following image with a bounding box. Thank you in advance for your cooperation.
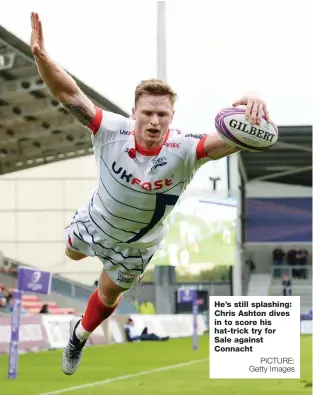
[98,289,121,306]
[98,284,124,306]
[65,246,87,261]
[98,271,126,306]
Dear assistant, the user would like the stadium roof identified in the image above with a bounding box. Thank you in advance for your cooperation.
[1,26,311,186]
[240,125,312,187]
[0,25,129,175]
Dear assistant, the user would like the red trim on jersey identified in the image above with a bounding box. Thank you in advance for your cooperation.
[87,106,103,135]
[196,135,208,160]
[135,129,170,156]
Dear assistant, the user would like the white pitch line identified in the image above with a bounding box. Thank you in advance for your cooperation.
[34,358,208,395]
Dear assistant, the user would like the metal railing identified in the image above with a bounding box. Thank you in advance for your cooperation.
[270,265,312,281]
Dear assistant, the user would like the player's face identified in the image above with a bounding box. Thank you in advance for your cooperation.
[132,94,174,149]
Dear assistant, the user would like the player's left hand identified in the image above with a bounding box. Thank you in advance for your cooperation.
[232,95,270,125]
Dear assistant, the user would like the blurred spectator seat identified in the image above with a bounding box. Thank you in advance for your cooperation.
[28,307,76,315]
[22,301,58,309]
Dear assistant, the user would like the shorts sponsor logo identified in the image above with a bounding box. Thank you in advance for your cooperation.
[117,271,136,284]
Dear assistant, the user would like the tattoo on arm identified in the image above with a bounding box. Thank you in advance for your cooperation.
[62,103,94,126]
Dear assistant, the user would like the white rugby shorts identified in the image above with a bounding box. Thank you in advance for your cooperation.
[64,204,157,289]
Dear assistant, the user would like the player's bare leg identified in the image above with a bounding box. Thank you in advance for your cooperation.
[62,268,126,375]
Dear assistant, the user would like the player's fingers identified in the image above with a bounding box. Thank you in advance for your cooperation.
[256,103,263,125]
[37,20,44,41]
[245,100,253,121]
[33,13,38,32]
[232,96,248,107]
[33,13,39,32]
[30,12,35,30]
[249,101,258,124]
[263,104,271,122]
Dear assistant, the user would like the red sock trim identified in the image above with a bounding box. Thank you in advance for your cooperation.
[81,290,119,332]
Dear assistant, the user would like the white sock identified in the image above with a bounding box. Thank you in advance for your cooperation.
[75,320,92,341]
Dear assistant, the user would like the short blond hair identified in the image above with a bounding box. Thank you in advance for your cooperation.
[135,78,177,106]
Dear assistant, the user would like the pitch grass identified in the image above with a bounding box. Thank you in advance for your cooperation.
[0,336,311,395]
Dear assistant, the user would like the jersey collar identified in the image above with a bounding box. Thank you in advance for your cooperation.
[135,129,170,156]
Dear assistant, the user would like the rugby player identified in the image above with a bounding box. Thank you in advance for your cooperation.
[30,11,270,375]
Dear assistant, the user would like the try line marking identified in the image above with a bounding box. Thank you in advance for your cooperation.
[34,358,208,395]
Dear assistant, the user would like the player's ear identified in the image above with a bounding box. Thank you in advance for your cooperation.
[132,107,136,120]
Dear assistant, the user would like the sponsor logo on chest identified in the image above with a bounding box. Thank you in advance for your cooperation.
[151,156,167,170]
[112,161,173,191]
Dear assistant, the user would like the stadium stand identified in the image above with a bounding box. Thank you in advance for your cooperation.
[0,25,132,290]
[0,25,128,175]
[0,280,76,315]
[238,124,312,306]
[240,126,312,187]
[269,271,312,314]
[0,259,139,315]
[245,259,312,313]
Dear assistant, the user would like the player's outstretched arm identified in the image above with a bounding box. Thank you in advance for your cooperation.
[30,12,96,126]
[203,132,239,160]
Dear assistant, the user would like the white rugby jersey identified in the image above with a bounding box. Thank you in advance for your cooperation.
[85,107,210,248]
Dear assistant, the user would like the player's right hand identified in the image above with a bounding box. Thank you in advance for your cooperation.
[30,12,46,57]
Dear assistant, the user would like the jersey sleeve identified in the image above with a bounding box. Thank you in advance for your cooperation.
[183,133,210,177]
[87,106,131,144]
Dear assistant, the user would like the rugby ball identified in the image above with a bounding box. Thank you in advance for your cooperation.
[215,107,278,152]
